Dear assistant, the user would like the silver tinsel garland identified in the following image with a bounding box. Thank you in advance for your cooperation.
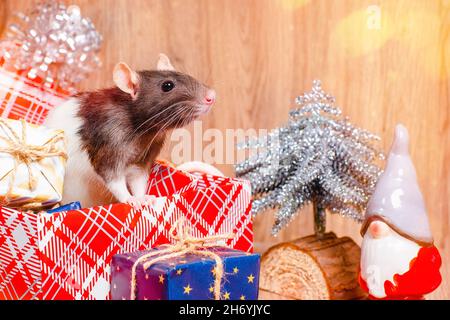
[1,1,102,91]
[235,80,384,235]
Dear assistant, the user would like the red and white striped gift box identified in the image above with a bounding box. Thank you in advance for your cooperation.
[147,162,253,251]
[0,164,252,300]
[0,57,69,125]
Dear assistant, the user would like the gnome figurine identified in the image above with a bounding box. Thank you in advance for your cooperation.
[359,124,442,300]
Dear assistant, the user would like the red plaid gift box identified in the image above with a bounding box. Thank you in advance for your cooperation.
[0,164,252,300]
[147,162,253,251]
[0,56,69,125]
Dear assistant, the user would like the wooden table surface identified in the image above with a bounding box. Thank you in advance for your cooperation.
[2,0,448,300]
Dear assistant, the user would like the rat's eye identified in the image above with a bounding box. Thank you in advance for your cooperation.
[161,81,175,92]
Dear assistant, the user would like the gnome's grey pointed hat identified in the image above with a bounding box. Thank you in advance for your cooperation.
[361,124,433,246]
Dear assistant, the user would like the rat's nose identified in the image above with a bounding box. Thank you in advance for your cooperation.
[204,89,216,105]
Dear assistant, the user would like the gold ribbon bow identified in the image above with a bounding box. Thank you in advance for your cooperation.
[130,218,234,300]
[0,118,67,207]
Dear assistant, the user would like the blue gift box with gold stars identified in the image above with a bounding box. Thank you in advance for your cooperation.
[111,247,260,300]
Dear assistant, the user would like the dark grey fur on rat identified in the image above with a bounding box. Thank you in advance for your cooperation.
[44,54,216,209]
[77,70,208,181]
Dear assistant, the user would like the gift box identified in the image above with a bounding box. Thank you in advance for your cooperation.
[46,202,82,214]
[0,203,156,300]
[0,55,69,125]
[0,164,253,300]
[0,118,67,209]
[147,162,253,252]
[111,247,260,300]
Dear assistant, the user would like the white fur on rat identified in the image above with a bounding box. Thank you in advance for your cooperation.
[44,97,110,208]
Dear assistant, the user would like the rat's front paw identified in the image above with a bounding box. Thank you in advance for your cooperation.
[126,196,143,210]
[126,195,157,210]
[142,195,157,207]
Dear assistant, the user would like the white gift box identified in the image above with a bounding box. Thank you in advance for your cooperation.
[0,118,67,209]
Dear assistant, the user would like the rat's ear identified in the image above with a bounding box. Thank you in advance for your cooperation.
[157,53,175,71]
[113,62,139,99]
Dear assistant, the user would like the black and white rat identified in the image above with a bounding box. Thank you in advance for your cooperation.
[44,54,216,209]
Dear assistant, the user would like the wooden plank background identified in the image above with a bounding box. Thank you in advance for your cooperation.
[2,0,449,299]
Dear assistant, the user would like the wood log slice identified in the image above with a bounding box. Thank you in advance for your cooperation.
[260,232,366,300]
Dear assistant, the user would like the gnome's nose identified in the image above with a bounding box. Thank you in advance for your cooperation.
[369,221,390,239]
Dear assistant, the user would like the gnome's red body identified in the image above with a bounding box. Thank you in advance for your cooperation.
[359,124,442,300]
[359,245,442,300]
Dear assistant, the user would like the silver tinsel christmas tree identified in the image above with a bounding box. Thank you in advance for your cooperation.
[235,80,384,236]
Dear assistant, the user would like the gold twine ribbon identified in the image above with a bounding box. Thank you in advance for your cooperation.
[130,218,234,300]
[0,118,67,206]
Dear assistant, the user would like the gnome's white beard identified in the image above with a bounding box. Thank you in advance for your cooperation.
[361,231,420,298]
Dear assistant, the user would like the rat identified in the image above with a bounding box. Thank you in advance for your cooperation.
[44,54,216,209]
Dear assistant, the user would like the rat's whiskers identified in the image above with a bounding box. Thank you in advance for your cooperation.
[139,107,187,160]
[131,102,179,135]
[133,100,189,137]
